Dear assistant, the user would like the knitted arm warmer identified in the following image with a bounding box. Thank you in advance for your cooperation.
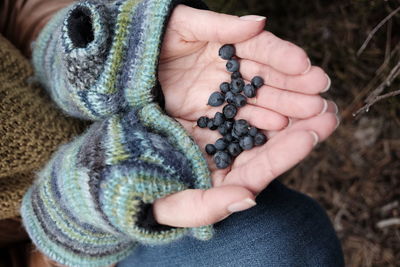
[20,1,215,266]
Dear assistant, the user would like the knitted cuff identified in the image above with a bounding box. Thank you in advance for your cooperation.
[21,108,213,267]
[32,0,208,120]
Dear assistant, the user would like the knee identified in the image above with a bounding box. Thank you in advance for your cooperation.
[231,181,345,266]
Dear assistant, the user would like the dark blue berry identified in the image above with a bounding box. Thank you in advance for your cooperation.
[213,112,225,126]
[219,44,235,60]
[249,126,258,137]
[226,59,240,72]
[223,104,237,119]
[205,144,217,155]
[231,129,241,141]
[243,84,256,98]
[197,116,209,128]
[233,119,250,136]
[215,138,228,150]
[223,133,234,142]
[228,143,242,157]
[220,82,231,94]
[254,132,267,146]
[218,124,229,136]
[251,76,264,89]
[233,94,247,107]
[207,119,218,130]
[239,135,254,150]
[231,78,244,93]
[224,120,234,130]
[231,71,242,79]
[225,91,236,104]
[214,151,232,169]
[207,92,225,107]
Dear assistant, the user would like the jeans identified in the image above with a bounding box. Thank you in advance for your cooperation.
[117,180,344,267]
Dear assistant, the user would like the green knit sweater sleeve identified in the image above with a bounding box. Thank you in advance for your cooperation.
[20,1,214,266]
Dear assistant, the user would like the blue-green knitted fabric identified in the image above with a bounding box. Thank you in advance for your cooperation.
[20,0,214,266]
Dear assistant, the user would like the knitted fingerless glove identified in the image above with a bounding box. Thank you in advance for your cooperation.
[20,0,214,266]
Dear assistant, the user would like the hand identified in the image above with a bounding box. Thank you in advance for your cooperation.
[152,5,339,227]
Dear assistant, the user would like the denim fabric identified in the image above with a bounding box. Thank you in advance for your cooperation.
[117,180,344,267]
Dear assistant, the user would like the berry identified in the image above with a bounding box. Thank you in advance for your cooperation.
[219,44,235,60]
[249,126,258,137]
[251,76,264,89]
[231,71,242,79]
[207,119,218,130]
[218,124,229,135]
[220,82,231,94]
[205,144,217,155]
[254,132,267,146]
[240,135,254,150]
[228,143,242,157]
[213,112,225,126]
[223,133,234,142]
[233,119,250,136]
[223,104,237,119]
[231,78,244,93]
[231,129,241,141]
[207,92,225,107]
[215,138,228,150]
[197,116,209,128]
[233,94,247,107]
[225,91,236,104]
[243,84,256,98]
[226,59,240,72]
[224,120,234,130]
[214,151,232,169]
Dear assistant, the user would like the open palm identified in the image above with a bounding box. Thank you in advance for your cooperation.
[152,5,339,228]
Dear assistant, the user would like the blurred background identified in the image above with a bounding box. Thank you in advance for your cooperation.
[204,0,400,266]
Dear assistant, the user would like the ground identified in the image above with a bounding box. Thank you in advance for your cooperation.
[205,0,400,266]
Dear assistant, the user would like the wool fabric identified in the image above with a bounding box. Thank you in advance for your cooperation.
[0,35,87,220]
[20,0,215,266]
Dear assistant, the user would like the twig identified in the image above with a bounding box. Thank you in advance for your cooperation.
[353,89,400,116]
[376,218,400,229]
[366,60,400,103]
[357,6,400,56]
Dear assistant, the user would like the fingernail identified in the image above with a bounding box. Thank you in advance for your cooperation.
[321,74,331,93]
[335,115,341,129]
[319,99,328,115]
[227,198,257,213]
[240,15,266,22]
[301,58,312,74]
[192,123,197,129]
[308,130,319,147]
[333,102,339,114]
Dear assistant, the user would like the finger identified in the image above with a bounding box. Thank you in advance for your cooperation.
[235,31,310,75]
[267,100,338,138]
[281,112,340,142]
[253,85,328,118]
[173,5,266,43]
[225,130,318,195]
[240,60,331,94]
[152,186,256,227]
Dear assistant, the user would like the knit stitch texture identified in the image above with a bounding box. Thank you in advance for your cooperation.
[20,0,214,266]
[0,35,86,220]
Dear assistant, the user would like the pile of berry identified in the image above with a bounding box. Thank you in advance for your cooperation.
[197,44,268,169]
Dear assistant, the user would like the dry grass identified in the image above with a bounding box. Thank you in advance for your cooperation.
[205,0,400,266]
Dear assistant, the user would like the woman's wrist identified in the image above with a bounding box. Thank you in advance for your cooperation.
[0,0,74,57]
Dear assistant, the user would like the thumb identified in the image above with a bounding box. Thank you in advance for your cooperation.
[152,185,256,227]
[173,5,266,43]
